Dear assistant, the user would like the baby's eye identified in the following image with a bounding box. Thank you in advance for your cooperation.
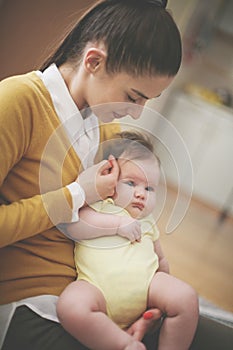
[146,186,155,192]
[126,180,135,187]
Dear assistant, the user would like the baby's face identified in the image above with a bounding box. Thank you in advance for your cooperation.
[113,157,160,219]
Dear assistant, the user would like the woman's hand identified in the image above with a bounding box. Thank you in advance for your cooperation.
[126,308,163,341]
[77,155,119,205]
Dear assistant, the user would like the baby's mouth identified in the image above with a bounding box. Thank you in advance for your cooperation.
[132,202,144,211]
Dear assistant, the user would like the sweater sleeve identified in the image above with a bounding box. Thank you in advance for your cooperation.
[0,189,73,248]
[0,75,73,248]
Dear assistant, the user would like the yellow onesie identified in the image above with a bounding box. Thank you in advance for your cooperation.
[74,199,159,329]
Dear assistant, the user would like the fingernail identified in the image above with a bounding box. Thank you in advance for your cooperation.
[143,311,153,320]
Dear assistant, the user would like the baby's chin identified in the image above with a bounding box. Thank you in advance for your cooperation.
[127,206,146,220]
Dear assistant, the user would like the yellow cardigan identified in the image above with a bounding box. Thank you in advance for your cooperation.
[0,71,119,304]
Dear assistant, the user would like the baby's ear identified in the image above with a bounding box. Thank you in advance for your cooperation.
[108,154,119,165]
[102,169,110,175]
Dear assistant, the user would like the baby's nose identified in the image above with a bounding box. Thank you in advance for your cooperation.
[135,187,145,198]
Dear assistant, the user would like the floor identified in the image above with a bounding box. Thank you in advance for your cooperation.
[155,186,233,313]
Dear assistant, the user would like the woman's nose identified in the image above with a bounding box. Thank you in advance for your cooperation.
[127,104,144,120]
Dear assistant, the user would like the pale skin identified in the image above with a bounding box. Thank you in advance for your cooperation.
[57,156,199,350]
[57,41,174,337]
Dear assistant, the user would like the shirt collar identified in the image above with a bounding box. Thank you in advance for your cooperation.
[36,64,99,168]
[37,63,82,125]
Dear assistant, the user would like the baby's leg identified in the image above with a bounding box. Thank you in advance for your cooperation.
[57,280,146,350]
[147,272,199,350]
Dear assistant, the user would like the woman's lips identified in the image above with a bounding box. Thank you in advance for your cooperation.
[113,112,125,119]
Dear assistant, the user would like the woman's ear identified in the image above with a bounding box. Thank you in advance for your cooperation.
[84,48,107,73]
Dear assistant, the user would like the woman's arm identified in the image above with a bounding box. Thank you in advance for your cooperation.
[0,76,120,248]
[0,77,78,247]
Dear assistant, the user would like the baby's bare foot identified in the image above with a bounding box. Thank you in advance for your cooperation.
[124,339,146,350]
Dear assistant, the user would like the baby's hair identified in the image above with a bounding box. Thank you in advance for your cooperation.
[40,0,181,77]
[104,130,160,166]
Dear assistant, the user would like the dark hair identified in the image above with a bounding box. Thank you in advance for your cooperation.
[103,130,160,166]
[40,0,181,76]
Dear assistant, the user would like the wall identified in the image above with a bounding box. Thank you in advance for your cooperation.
[0,0,95,80]
[152,0,233,216]
[0,0,199,82]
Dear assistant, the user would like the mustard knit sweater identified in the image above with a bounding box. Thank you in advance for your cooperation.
[0,72,119,304]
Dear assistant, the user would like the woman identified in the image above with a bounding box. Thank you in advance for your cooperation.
[2,1,227,349]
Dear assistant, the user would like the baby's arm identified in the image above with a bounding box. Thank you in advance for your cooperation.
[66,206,141,243]
[154,240,170,273]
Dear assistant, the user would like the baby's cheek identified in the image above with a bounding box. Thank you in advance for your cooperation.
[146,196,157,214]
[115,187,134,208]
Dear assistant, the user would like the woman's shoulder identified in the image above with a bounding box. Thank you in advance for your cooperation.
[1,71,46,97]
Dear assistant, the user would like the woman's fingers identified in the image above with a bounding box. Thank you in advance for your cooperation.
[126,308,163,341]
[143,309,162,320]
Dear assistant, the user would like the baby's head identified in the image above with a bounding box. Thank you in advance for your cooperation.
[105,131,160,219]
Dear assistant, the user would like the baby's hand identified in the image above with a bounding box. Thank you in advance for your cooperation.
[117,217,141,243]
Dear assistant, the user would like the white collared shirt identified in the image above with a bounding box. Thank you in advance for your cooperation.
[37,63,99,171]
[37,63,100,221]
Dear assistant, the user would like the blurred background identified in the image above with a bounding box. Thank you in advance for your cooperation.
[1,0,232,319]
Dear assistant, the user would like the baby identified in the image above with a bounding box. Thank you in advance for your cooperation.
[57,131,199,350]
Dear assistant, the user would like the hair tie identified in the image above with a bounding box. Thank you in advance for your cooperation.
[147,0,167,8]
[108,0,167,9]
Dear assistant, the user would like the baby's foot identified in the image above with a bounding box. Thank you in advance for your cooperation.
[124,340,146,350]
